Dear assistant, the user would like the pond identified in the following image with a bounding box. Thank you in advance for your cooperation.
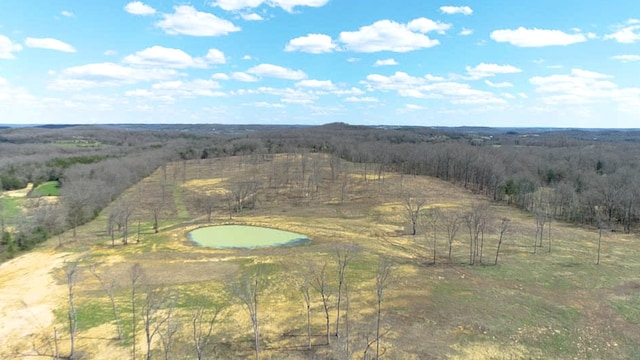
[188,225,310,249]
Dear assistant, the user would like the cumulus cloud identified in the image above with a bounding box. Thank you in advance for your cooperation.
[345,96,378,102]
[50,62,178,90]
[156,5,240,36]
[611,54,640,62]
[440,6,473,15]
[285,34,337,53]
[241,13,264,21]
[466,63,522,78]
[485,80,514,88]
[490,27,587,47]
[123,46,205,68]
[247,63,307,80]
[0,35,23,59]
[61,10,75,17]
[460,28,473,36]
[339,18,447,52]
[605,19,640,43]
[25,37,76,53]
[231,72,259,82]
[124,1,156,16]
[295,79,335,90]
[374,58,398,67]
[205,49,227,64]
[212,0,329,13]
[528,68,640,107]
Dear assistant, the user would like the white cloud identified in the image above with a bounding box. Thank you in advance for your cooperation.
[247,63,307,80]
[104,50,118,56]
[126,79,225,102]
[485,80,513,88]
[490,27,587,47]
[339,18,446,52]
[212,0,329,13]
[124,1,156,16]
[374,58,398,67]
[241,13,264,21]
[405,104,426,110]
[285,34,337,53]
[0,35,22,59]
[612,54,640,62]
[231,72,259,82]
[529,68,639,106]
[440,6,473,15]
[295,79,335,90]
[123,46,210,68]
[466,63,521,78]
[345,96,378,102]
[248,101,286,108]
[212,73,230,80]
[605,19,640,43]
[156,5,240,36]
[205,49,227,64]
[50,62,178,90]
[61,11,75,17]
[24,37,76,53]
[254,87,318,104]
[460,28,473,36]
[242,55,253,60]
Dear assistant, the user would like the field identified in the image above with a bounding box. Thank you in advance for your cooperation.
[1,154,640,359]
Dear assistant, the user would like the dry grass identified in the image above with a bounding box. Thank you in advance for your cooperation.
[2,154,640,359]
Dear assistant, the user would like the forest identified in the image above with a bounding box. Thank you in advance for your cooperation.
[1,123,638,256]
[1,123,640,359]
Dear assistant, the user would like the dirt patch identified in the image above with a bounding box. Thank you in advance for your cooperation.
[0,250,72,359]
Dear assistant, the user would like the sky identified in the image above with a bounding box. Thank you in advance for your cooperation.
[0,1,639,128]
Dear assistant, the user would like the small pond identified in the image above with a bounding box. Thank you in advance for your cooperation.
[188,225,310,249]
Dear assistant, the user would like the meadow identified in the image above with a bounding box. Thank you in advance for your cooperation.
[1,153,639,359]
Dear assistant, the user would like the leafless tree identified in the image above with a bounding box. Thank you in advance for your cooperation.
[234,270,262,360]
[312,262,332,346]
[375,257,393,360]
[404,194,425,236]
[335,243,356,339]
[129,263,144,360]
[142,288,173,360]
[494,218,510,265]
[192,305,221,360]
[231,181,260,212]
[65,260,79,359]
[90,265,123,340]
[298,270,313,350]
[464,203,490,265]
[160,307,182,358]
[442,210,461,262]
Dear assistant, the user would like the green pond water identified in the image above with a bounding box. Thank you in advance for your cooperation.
[188,225,310,249]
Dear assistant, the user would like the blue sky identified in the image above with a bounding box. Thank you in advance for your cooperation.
[0,0,639,127]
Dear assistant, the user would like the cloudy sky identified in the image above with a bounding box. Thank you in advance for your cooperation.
[0,0,639,127]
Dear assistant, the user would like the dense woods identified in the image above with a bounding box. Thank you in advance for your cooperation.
[1,123,640,260]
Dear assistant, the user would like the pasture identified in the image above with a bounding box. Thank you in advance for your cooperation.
[1,153,640,359]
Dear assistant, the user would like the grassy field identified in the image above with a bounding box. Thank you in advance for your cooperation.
[3,154,640,359]
[30,181,60,197]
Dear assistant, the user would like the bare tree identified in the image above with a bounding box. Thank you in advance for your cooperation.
[234,270,262,360]
[231,181,260,212]
[464,203,490,265]
[65,261,79,359]
[159,308,180,360]
[90,266,123,340]
[142,288,173,360]
[129,263,144,360]
[494,218,510,265]
[442,210,461,262]
[298,271,313,350]
[312,262,332,345]
[404,194,425,236]
[192,306,221,360]
[422,208,440,264]
[194,193,216,223]
[335,243,356,339]
[375,258,393,360]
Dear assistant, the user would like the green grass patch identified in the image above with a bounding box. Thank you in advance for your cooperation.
[171,185,189,220]
[612,293,640,324]
[30,181,60,197]
[0,196,21,221]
